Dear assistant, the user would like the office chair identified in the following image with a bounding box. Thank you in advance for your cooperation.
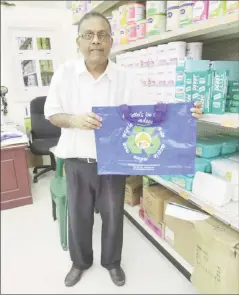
[30,96,61,183]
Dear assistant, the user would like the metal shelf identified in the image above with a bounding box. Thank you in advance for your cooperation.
[199,113,239,129]
[73,1,121,25]
[124,204,193,278]
[111,13,239,56]
[149,176,239,232]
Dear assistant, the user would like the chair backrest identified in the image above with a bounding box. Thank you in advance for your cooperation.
[30,96,61,139]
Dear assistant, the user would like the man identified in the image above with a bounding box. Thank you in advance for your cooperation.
[44,12,202,288]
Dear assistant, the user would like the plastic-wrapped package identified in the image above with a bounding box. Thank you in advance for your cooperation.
[93,102,196,175]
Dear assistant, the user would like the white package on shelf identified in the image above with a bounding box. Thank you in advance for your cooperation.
[233,185,239,202]
[186,42,203,60]
[167,41,187,65]
[228,154,239,162]
[156,44,168,65]
[192,172,233,207]
[166,1,180,32]
[211,158,239,186]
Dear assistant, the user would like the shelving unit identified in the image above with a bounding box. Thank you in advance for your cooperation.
[73,1,121,25]
[199,113,239,129]
[124,204,193,279]
[148,175,239,232]
[111,13,239,56]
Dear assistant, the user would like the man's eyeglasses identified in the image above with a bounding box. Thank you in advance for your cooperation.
[79,31,111,42]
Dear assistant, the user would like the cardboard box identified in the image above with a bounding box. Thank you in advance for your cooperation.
[191,217,239,294]
[26,148,43,168]
[145,215,165,239]
[124,176,142,206]
[163,197,197,265]
[143,185,175,224]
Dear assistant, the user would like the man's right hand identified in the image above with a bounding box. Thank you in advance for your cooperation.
[70,112,102,130]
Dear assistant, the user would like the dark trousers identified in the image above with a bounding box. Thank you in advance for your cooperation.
[64,159,126,270]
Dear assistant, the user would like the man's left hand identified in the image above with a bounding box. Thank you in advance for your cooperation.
[190,102,202,119]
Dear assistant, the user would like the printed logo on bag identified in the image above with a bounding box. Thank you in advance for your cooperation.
[122,113,166,163]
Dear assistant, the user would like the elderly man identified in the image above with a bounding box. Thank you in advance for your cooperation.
[44,12,202,288]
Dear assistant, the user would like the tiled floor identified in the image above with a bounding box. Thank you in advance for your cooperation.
[1,172,196,294]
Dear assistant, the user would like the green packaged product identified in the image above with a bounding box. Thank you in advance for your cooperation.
[143,176,156,187]
[212,70,228,101]
[228,81,239,87]
[191,71,212,114]
[211,100,226,114]
[228,106,239,113]
[227,94,239,101]
[228,86,239,94]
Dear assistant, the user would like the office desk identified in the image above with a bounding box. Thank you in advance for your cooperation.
[1,143,32,210]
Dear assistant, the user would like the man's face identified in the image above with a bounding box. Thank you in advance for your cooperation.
[77,17,113,65]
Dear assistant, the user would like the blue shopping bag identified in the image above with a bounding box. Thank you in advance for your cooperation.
[93,102,196,176]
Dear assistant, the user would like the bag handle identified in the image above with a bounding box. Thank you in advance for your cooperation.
[119,103,167,127]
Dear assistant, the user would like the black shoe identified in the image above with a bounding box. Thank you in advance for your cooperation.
[64,266,84,287]
[108,267,126,287]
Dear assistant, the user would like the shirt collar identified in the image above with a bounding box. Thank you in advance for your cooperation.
[76,58,116,81]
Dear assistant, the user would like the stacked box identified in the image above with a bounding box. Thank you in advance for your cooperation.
[185,71,212,113]
[211,70,228,114]
[226,80,239,113]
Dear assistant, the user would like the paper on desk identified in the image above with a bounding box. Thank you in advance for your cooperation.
[1,134,29,147]
[165,202,209,222]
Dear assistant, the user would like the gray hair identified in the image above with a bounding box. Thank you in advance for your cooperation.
[77,12,112,34]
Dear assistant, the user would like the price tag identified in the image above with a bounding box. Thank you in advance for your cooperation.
[202,207,214,215]
[179,191,189,200]
[221,121,237,128]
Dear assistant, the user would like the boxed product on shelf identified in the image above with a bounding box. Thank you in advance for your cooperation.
[179,1,194,27]
[126,23,137,43]
[212,134,238,155]
[226,0,239,13]
[210,61,239,81]
[211,158,239,201]
[185,71,212,113]
[211,70,228,114]
[125,176,142,206]
[192,0,209,22]
[143,184,176,224]
[192,171,233,206]
[191,217,239,294]
[166,1,180,32]
[211,158,239,185]
[170,175,194,191]
[146,14,166,36]
[143,176,157,187]
[196,137,222,158]
[127,2,145,24]
[144,214,165,239]
[167,41,186,65]
[136,19,147,40]
[186,42,203,60]
[119,4,128,27]
[146,1,166,16]
[208,0,227,19]
[163,197,198,266]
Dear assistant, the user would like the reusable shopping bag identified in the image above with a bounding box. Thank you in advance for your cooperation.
[93,102,196,175]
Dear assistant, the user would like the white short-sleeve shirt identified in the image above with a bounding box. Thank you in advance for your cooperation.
[44,58,134,159]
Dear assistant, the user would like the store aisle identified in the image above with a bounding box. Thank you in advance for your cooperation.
[1,173,196,294]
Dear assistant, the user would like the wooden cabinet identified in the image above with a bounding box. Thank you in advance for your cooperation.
[1,144,32,210]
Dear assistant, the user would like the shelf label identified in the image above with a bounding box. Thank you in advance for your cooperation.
[221,121,237,128]
[179,191,189,200]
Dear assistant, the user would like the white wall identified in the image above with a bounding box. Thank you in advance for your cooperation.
[1,5,77,127]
